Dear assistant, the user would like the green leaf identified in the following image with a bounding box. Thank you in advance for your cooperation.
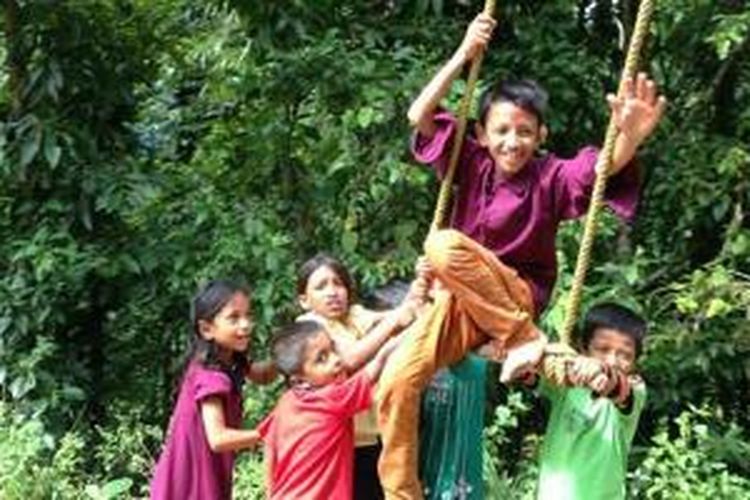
[20,129,42,167]
[9,373,36,400]
[341,230,358,252]
[706,298,730,318]
[101,478,133,497]
[0,316,10,335]
[356,107,375,129]
[84,485,102,499]
[43,131,62,169]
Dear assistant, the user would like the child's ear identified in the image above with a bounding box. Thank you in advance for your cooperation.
[298,294,312,312]
[539,124,549,144]
[475,121,489,147]
[198,319,214,340]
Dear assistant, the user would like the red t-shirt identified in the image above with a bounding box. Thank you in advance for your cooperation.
[257,370,373,500]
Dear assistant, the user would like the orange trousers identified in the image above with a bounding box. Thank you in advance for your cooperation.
[376,229,537,500]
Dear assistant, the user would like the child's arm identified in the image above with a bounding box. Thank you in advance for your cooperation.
[334,258,430,372]
[201,397,261,453]
[334,304,414,373]
[401,256,436,311]
[246,359,277,385]
[407,13,496,138]
[609,73,667,174]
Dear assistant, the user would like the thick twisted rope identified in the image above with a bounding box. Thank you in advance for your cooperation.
[430,0,497,232]
[559,0,656,345]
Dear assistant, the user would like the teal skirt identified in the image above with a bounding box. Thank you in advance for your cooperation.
[419,354,488,499]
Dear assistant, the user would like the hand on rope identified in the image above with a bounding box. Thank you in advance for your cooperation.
[457,13,496,62]
[403,256,435,311]
[568,356,616,394]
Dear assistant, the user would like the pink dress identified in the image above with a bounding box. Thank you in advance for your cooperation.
[150,362,242,499]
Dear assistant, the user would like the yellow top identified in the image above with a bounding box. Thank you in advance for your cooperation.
[297,304,383,447]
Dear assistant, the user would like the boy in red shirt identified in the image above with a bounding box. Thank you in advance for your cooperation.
[258,320,400,500]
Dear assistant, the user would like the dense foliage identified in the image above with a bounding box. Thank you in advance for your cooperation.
[1,0,748,497]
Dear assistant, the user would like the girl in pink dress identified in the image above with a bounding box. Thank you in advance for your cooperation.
[150,280,275,499]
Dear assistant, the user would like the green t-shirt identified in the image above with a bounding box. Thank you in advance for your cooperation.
[537,377,647,500]
[419,354,488,500]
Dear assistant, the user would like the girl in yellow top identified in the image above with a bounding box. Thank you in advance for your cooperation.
[296,253,421,500]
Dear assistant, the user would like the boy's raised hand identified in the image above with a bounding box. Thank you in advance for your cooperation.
[608,72,667,145]
[458,13,496,62]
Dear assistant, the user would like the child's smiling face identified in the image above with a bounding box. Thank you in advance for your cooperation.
[199,292,253,357]
[476,101,547,178]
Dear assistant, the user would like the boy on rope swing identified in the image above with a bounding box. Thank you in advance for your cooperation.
[376,12,666,500]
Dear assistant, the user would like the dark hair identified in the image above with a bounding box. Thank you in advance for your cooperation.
[478,79,548,126]
[271,320,326,378]
[188,279,251,387]
[296,253,355,299]
[580,303,647,356]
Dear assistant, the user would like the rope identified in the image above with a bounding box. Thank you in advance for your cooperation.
[430,0,497,233]
[559,0,656,345]
[540,343,579,386]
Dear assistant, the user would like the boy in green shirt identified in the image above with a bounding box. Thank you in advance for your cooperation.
[536,303,647,500]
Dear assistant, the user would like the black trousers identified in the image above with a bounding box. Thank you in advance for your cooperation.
[354,442,385,500]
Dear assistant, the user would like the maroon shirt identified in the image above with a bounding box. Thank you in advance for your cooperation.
[412,110,640,315]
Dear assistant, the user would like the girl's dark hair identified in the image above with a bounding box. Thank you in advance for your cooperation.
[271,320,326,379]
[296,253,355,299]
[580,303,647,356]
[478,78,549,126]
[187,279,251,389]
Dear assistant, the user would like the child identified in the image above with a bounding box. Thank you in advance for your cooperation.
[296,253,419,500]
[150,280,275,500]
[258,320,402,500]
[536,303,648,500]
[376,12,666,499]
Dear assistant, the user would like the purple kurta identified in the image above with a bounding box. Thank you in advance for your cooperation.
[150,362,242,500]
[412,110,640,314]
